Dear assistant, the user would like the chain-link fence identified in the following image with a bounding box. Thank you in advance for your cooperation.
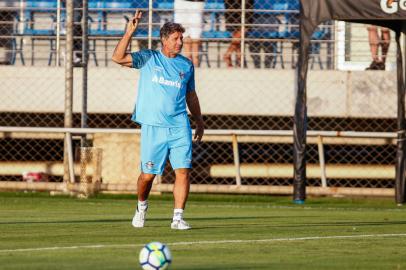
[0,0,404,195]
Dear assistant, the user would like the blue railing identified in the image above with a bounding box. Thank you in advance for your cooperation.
[6,0,332,69]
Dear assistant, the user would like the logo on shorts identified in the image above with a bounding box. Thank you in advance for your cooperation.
[145,161,155,169]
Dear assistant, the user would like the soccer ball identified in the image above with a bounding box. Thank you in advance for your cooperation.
[139,242,172,270]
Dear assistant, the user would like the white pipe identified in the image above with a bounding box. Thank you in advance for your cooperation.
[0,162,94,175]
[0,127,397,139]
[240,0,246,69]
[56,0,61,66]
[336,21,346,70]
[0,182,395,197]
[232,134,241,185]
[66,132,76,183]
[210,163,395,179]
[19,0,24,34]
[148,0,153,49]
[317,135,328,187]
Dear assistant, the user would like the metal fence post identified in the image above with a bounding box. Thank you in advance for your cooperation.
[81,0,89,147]
[66,132,75,184]
[240,0,246,69]
[317,135,327,187]
[64,0,74,184]
[56,0,61,66]
[148,0,153,49]
[232,134,242,186]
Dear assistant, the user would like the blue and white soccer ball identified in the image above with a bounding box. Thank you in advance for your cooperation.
[139,242,172,270]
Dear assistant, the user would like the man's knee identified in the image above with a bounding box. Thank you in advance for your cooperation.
[175,169,190,179]
[380,27,390,33]
[367,25,377,31]
[140,173,156,182]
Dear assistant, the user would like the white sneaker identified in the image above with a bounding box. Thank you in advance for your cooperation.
[132,207,147,228]
[171,219,191,230]
[73,53,82,64]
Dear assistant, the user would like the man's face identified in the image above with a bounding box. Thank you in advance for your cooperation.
[162,31,183,55]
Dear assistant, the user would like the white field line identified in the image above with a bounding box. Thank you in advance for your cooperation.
[1,233,406,253]
[186,203,406,212]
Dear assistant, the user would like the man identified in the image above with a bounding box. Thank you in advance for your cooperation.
[366,25,390,70]
[112,11,204,230]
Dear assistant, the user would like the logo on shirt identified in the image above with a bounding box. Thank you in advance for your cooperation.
[152,75,181,89]
[179,72,185,80]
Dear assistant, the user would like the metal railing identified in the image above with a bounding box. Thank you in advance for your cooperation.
[0,126,398,197]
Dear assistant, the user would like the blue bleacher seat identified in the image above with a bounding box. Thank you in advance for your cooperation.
[104,0,134,11]
[88,0,104,32]
[247,0,289,68]
[289,22,331,69]
[154,0,174,10]
[89,0,133,36]
[28,0,57,10]
[21,0,57,36]
[287,0,300,10]
[203,0,231,39]
[246,0,304,68]
[133,0,149,9]
[14,0,59,65]
[309,25,331,69]
[10,18,25,65]
[200,0,232,67]
[89,0,156,38]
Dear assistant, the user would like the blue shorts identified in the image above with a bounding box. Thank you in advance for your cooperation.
[140,124,192,175]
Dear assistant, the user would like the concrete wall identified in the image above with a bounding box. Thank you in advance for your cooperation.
[0,66,398,118]
[92,133,141,184]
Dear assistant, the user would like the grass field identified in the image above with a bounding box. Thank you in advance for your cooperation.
[1,192,406,270]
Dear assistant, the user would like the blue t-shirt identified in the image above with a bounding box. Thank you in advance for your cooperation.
[131,49,195,127]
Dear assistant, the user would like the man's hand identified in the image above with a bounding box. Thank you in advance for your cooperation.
[126,10,142,35]
[194,119,204,143]
[112,10,142,66]
[186,91,204,143]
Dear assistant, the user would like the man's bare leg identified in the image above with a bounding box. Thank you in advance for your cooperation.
[183,38,193,62]
[171,168,191,230]
[191,40,201,67]
[380,28,391,65]
[137,173,156,201]
[173,168,190,209]
[367,26,379,62]
[132,173,155,228]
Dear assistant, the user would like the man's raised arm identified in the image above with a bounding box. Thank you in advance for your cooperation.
[112,10,142,67]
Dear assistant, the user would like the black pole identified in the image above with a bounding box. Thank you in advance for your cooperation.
[293,19,313,204]
[395,31,406,205]
[404,30,406,202]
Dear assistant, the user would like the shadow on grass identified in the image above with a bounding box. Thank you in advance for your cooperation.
[0,215,297,225]
[2,216,406,230]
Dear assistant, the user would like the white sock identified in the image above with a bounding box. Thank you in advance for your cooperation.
[137,200,148,212]
[173,208,184,221]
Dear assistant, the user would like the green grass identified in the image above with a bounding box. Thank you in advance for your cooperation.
[1,192,406,269]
